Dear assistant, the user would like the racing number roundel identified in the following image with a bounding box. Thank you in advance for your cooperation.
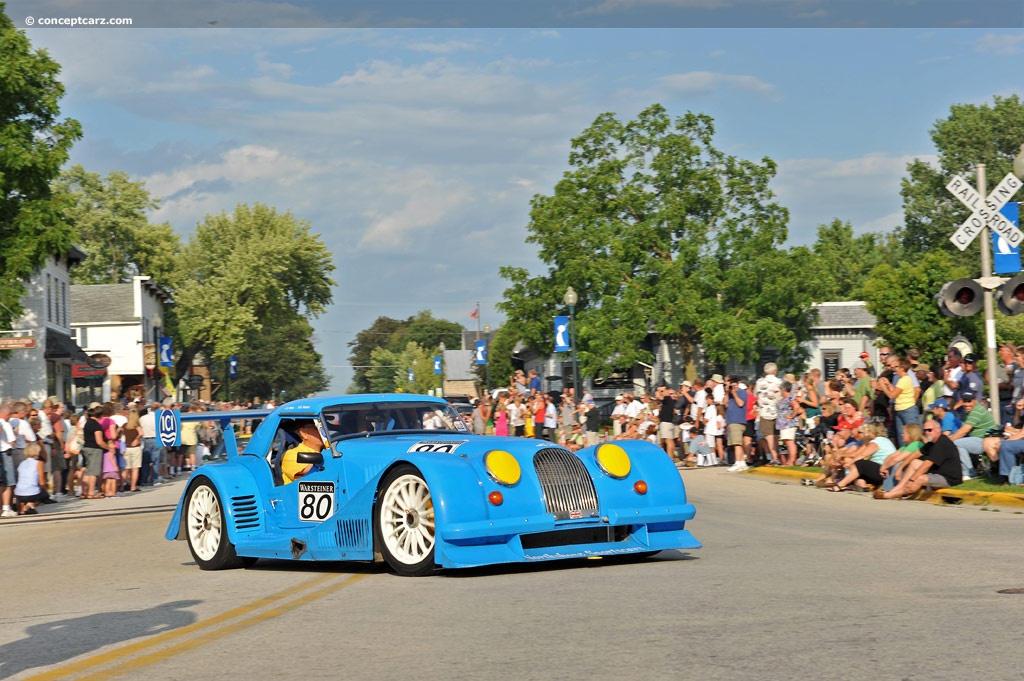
[298,481,334,522]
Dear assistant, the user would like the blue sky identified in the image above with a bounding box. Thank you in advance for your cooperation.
[13,0,1024,393]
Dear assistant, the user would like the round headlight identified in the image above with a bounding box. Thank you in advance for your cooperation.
[485,450,521,486]
[595,443,631,479]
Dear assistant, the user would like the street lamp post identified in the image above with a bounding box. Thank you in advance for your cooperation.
[483,323,491,396]
[564,287,580,404]
[438,341,445,398]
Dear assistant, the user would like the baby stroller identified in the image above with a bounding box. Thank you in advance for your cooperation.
[796,420,828,467]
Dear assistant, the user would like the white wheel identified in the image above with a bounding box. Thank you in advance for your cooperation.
[185,478,253,570]
[376,466,436,576]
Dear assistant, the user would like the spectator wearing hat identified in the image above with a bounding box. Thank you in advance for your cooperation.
[707,374,726,406]
[610,395,627,437]
[941,348,965,403]
[948,390,996,480]
[957,354,984,414]
[859,351,876,378]
[929,398,961,437]
[996,344,1019,422]
[851,360,874,413]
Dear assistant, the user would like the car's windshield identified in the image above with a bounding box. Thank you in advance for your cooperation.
[322,401,467,442]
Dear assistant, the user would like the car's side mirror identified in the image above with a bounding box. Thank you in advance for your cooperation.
[296,451,324,467]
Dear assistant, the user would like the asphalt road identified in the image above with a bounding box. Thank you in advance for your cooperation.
[1,469,1021,681]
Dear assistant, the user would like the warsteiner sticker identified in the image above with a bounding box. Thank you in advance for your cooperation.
[298,481,335,522]
[407,440,468,454]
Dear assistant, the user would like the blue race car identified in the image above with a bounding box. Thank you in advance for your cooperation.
[165,394,699,576]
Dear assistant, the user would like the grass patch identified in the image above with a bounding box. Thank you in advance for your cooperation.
[776,465,822,474]
[953,478,1024,495]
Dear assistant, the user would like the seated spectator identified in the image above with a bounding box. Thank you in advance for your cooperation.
[983,411,1024,485]
[14,442,49,515]
[874,420,963,498]
[827,422,897,492]
[829,398,864,453]
[814,424,865,487]
[948,391,998,480]
[879,424,925,493]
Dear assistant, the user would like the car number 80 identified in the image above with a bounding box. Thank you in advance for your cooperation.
[297,481,335,522]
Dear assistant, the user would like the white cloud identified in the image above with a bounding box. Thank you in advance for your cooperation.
[657,71,779,100]
[406,40,480,54]
[975,33,1024,56]
[357,170,473,251]
[577,0,731,15]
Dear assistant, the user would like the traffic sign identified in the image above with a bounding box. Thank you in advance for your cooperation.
[947,173,1024,251]
[157,409,181,447]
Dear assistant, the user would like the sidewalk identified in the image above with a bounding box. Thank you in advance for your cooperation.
[0,478,186,524]
[743,465,1024,509]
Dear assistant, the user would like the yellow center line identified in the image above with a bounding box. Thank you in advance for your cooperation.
[77,573,371,680]
[21,572,349,681]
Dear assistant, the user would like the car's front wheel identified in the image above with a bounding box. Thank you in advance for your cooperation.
[185,477,255,570]
[376,465,436,576]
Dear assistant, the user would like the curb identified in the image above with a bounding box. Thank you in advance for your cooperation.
[741,466,1024,509]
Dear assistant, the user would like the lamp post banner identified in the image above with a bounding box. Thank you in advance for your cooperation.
[554,315,570,352]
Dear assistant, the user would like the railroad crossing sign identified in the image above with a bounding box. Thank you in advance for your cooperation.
[946,173,1024,251]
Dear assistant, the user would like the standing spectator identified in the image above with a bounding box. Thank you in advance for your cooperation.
[527,369,542,396]
[958,355,984,412]
[996,344,1018,422]
[543,395,558,442]
[9,401,37,478]
[0,402,16,518]
[799,373,821,425]
[138,407,159,485]
[610,395,627,437]
[941,348,964,403]
[919,364,942,421]
[472,398,489,436]
[560,391,577,444]
[531,394,546,438]
[776,381,803,466]
[622,393,644,422]
[493,394,509,437]
[859,351,876,378]
[656,386,678,460]
[511,370,529,397]
[754,362,783,464]
[703,398,725,464]
[707,374,726,406]
[80,406,107,499]
[725,378,749,471]
[122,410,143,492]
[43,400,66,496]
[508,394,526,437]
[851,361,874,413]
[878,357,920,446]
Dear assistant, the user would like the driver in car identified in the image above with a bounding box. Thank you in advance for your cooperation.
[281,420,325,485]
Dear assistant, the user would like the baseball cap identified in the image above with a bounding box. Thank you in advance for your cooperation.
[859,351,869,359]
[929,397,949,410]
[964,354,977,363]
[615,394,624,401]
[961,391,977,401]
[852,360,868,371]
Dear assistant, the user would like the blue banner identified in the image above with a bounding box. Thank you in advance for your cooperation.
[407,369,415,382]
[994,202,1022,275]
[158,336,173,367]
[433,356,442,374]
[228,356,238,377]
[554,315,570,352]
[475,340,487,365]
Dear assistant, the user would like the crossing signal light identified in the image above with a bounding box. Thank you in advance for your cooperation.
[936,278,984,317]
[997,274,1024,316]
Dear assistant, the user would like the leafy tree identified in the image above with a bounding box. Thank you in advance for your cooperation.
[346,311,463,393]
[862,251,979,361]
[795,219,896,302]
[365,341,439,394]
[172,203,335,377]
[499,104,816,378]
[900,94,1024,262]
[216,311,328,401]
[347,316,407,393]
[53,165,180,284]
[0,8,81,333]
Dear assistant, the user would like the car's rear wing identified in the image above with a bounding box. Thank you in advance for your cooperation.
[161,408,273,458]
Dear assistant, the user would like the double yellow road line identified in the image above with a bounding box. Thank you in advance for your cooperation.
[23,572,370,681]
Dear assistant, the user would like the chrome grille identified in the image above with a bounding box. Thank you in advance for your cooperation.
[230,495,261,532]
[533,448,599,520]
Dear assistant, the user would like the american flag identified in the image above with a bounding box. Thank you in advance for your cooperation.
[468,308,478,319]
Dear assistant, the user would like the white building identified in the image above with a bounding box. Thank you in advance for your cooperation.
[0,248,90,404]
[70,277,171,404]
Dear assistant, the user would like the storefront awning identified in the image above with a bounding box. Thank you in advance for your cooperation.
[45,332,90,363]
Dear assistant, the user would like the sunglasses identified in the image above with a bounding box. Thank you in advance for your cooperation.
[879,352,890,356]
[923,427,939,432]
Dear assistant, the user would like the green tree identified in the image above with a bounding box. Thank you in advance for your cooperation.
[172,203,335,377]
[795,219,896,302]
[0,7,81,333]
[53,165,180,284]
[365,341,439,394]
[900,94,1024,262]
[862,251,979,361]
[218,311,328,401]
[499,104,816,378]
[346,311,463,393]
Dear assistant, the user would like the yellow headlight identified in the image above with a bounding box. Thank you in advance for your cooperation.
[485,450,521,486]
[595,443,631,479]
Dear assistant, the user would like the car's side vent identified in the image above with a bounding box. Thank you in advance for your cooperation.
[533,448,599,520]
[337,517,372,550]
[231,495,261,532]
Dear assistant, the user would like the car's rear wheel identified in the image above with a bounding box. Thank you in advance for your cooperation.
[376,465,436,576]
[185,477,255,570]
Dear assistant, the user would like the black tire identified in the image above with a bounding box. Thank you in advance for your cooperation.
[375,465,436,576]
[184,477,254,570]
